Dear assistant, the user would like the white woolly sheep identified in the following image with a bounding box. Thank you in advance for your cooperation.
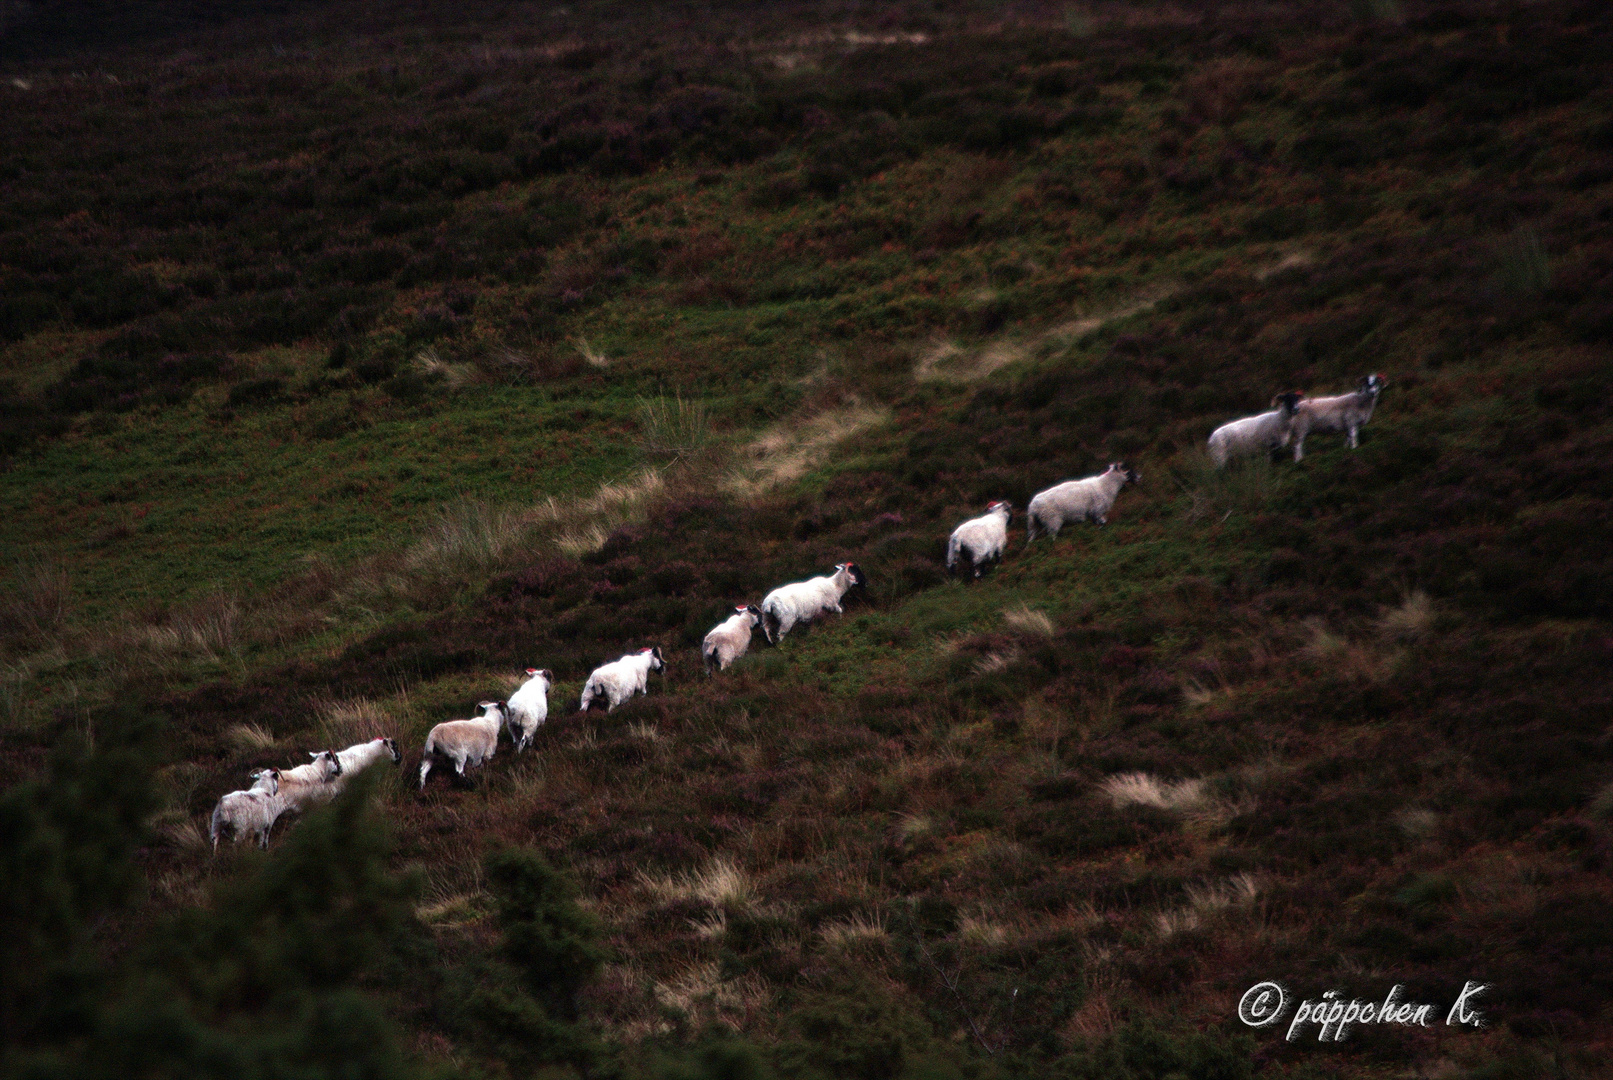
[418,701,507,790]
[275,749,344,814]
[505,668,553,752]
[578,647,666,712]
[702,605,763,674]
[947,501,1012,578]
[1291,374,1386,461]
[760,562,867,644]
[329,737,401,795]
[209,768,285,851]
[1207,392,1304,467]
[1026,464,1140,542]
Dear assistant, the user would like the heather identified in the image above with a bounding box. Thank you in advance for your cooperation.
[2,1,1611,1077]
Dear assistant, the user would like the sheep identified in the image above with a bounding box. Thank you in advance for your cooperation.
[1025,464,1140,543]
[418,701,507,790]
[1207,392,1304,467]
[275,749,344,814]
[209,768,285,851]
[947,501,1012,578]
[702,605,763,674]
[330,737,401,795]
[760,562,867,644]
[1291,374,1386,461]
[505,668,553,752]
[578,648,666,712]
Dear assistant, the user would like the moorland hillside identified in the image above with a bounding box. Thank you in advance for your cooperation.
[2,1,1611,1078]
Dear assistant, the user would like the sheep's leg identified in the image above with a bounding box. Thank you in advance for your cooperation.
[1347,425,1359,449]
[418,756,433,790]
[1293,435,1305,462]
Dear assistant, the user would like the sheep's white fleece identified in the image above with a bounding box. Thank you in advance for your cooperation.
[947,502,1011,577]
[761,563,865,643]
[579,649,665,712]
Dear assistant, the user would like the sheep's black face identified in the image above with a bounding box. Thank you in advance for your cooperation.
[1274,392,1303,414]
[384,738,401,764]
[1362,374,1386,395]
[846,562,867,589]
[746,604,763,625]
[1123,466,1140,485]
[315,750,343,776]
[649,646,666,671]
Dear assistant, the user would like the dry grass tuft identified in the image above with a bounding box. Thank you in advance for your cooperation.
[972,648,1021,675]
[413,347,478,389]
[406,499,532,575]
[653,963,769,1030]
[820,911,889,949]
[1378,590,1435,643]
[416,892,488,926]
[1588,782,1613,821]
[224,722,277,753]
[1002,604,1055,638]
[690,910,728,940]
[158,816,212,852]
[725,402,888,501]
[895,811,933,842]
[638,394,711,461]
[956,912,1012,948]
[1156,874,1260,938]
[626,722,660,742]
[1396,807,1440,839]
[913,338,1028,383]
[2,557,73,638]
[574,336,610,369]
[638,857,757,911]
[317,697,395,744]
[1300,617,1398,682]
[1253,248,1316,281]
[1102,771,1209,813]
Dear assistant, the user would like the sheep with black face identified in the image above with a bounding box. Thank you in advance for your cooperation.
[1291,374,1386,461]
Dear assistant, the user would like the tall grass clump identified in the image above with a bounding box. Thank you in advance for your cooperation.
[1176,452,1295,522]
[1493,225,1552,296]
[407,498,532,576]
[2,557,73,639]
[638,394,711,463]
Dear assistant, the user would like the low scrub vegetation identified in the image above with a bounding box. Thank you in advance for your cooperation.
[2,0,1611,1078]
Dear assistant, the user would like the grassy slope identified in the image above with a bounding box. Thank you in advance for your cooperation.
[3,0,1613,1075]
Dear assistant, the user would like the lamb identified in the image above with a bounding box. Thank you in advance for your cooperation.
[702,605,763,674]
[209,768,285,851]
[418,701,507,789]
[1291,374,1385,461]
[1206,392,1304,467]
[578,648,666,712]
[275,749,344,814]
[760,562,867,644]
[505,668,553,752]
[329,737,401,795]
[1025,464,1140,543]
[947,501,1012,578]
